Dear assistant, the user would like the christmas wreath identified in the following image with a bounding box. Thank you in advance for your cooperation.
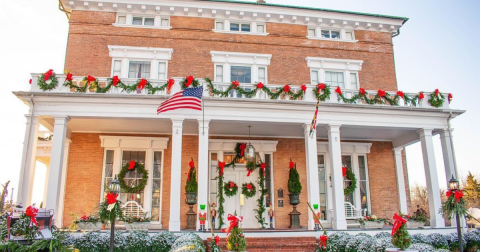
[118,161,149,193]
[343,167,357,195]
[37,69,58,91]
[312,83,331,101]
[224,181,239,197]
[180,76,200,89]
[246,161,256,177]
[241,182,256,198]
[428,89,445,108]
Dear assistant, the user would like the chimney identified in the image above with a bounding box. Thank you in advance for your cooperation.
[257,0,266,4]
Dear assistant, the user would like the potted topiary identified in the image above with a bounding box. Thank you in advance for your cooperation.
[405,206,428,228]
[185,159,198,205]
[356,215,388,229]
[124,213,151,231]
[386,213,416,252]
[287,159,302,205]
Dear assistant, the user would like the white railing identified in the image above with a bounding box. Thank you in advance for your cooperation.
[28,73,451,109]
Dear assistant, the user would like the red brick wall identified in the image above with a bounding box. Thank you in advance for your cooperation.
[65,11,398,90]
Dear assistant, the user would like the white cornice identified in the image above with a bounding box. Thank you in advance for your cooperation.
[64,0,404,33]
[108,45,173,60]
[306,57,363,71]
[211,51,272,65]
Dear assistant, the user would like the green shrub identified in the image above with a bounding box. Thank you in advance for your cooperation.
[287,163,302,194]
[185,167,198,193]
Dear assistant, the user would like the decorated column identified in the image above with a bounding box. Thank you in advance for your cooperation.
[393,147,408,214]
[418,128,445,228]
[327,124,347,230]
[197,119,210,231]
[303,123,320,230]
[45,116,70,219]
[17,114,40,206]
[169,119,184,231]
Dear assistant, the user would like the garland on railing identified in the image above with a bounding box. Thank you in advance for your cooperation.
[335,87,430,107]
[254,161,268,228]
[180,76,200,89]
[312,83,332,101]
[205,78,306,100]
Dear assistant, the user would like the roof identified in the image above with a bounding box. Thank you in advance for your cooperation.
[198,0,409,24]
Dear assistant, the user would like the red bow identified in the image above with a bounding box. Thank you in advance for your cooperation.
[391,213,407,236]
[256,82,264,89]
[44,69,54,80]
[284,85,291,93]
[25,206,38,226]
[87,75,96,84]
[397,91,404,98]
[419,92,425,99]
[239,143,246,157]
[106,192,118,204]
[378,89,386,97]
[128,160,135,170]
[218,161,225,177]
[189,160,195,168]
[320,235,328,249]
[342,167,347,177]
[247,169,253,177]
[167,79,175,91]
[245,183,253,190]
[446,189,464,203]
[187,167,194,181]
[229,181,235,188]
[359,88,366,96]
[29,79,32,85]
[448,93,453,103]
[301,84,307,92]
[138,79,147,90]
[260,163,266,177]
[186,76,194,87]
[65,73,73,82]
[214,235,220,246]
[112,76,120,86]
[232,80,240,88]
[435,89,440,96]
[317,83,326,90]
[335,87,342,94]
[223,214,243,235]
[289,161,295,169]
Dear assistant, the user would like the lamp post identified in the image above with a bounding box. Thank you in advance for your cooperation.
[245,126,256,163]
[448,175,463,252]
[109,174,120,252]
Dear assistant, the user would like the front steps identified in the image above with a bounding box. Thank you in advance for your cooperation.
[206,237,318,252]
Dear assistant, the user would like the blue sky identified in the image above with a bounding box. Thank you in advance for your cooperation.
[0,0,478,205]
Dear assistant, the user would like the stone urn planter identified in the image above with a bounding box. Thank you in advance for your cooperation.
[185,192,197,205]
[125,222,150,231]
[406,220,425,228]
[76,222,102,231]
[288,193,300,205]
[360,221,384,230]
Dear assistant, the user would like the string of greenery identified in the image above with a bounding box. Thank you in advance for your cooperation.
[180,76,201,89]
[63,77,170,94]
[335,88,432,107]
[216,167,225,229]
[254,163,268,228]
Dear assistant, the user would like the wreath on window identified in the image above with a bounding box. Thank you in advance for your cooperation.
[118,161,149,193]
[241,182,256,198]
[224,181,239,197]
[37,69,58,91]
[343,167,357,196]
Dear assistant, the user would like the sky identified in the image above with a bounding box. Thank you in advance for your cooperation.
[0,0,479,206]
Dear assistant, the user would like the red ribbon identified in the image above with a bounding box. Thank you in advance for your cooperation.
[245,183,253,190]
[65,73,73,82]
[187,167,194,181]
[228,181,236,188]
[239,143,246,157]
[378,89,386,97]
[435,89,440,96]
[106,192,118,204]
[29,79,32,84]
[112,76,120,86]
[320,235,328,248]
[44,69,53,80]
[419,92,425,99]
[167,79,175,91]
[218,161,225,177]
[247,169,252,177]
[260,163,266,177]
[222,214,243,235]
[446,189,464,203]
[289,161,295,169]
[189,160,195,168]
[391,213,407,236]
[25,206,38,226]
[342,167,347,177]
[301,84,307,92]
[335,87,342,95]
[359,88,366,96]
[397,91,404,98]
[256,82,264,89]
[214,235,220,246]
[186,76,194,87]
[87,75,96,84]
[284,85,291,93]
[317,83,326,90]
[448,93,453,103]
[128,160,135,170]
[138,78,147,90]
[232,80,240,88]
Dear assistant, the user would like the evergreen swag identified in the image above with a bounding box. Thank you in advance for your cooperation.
[185,160,198,193]
[224,181,239,197]
[241,182,256,198]
[254,162,268,228]
[37,69,58,91]
[441,189,467,219]
[205,78,307,100]
[118,161,148,193]
[335,87,428,107]
[216,162,226,229]
[287,160,302,194]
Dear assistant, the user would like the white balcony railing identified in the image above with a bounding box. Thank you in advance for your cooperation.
[28,73,451,109]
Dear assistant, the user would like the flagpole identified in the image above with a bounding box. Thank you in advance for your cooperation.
[202,85,205,136]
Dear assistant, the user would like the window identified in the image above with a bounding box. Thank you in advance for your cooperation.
[230,23,251,32]
[258,67,266,83]
[132,17,143,25]
[118,16,126,24]
[151,151,163,222]
[230,23,240,31]
[342,155,354,204]
[129,61,151,79]
[321,30,340,39]
[116,14,170,29]
[231,66,251,83]
[120,151,146,207]
[161,19,169,27]
[241,24,251,32]
[358,156,369,213]
[350,73,358,89]
[346,31,354,40]
[158,62,167,80]
[215,65,223,82]
[265,154,272,207]
[310,70,319,84]
[257,25,265,33]
[308,28,316,37]
[318,155,327,220]
[144,18,154,26]
[216,22,224,30]
[133,16,155,26]
[325,71,344,88]
[112,60,122,77]
[102,150,115,198]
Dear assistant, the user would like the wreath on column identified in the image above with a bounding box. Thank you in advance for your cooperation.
[224,181,239,197]
[118,160,149,193]
[343,166,357,195]
[241,182,257,198]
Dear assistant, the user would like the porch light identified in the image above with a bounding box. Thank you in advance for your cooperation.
[245,126,256,162]
[110,174,120,194]
[448,175,459,191]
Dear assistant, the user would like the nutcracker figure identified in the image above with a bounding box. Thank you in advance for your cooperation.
[268,203,274,229]
[210,203,217,229]
[198,205,207,231]
[313,204,321,231]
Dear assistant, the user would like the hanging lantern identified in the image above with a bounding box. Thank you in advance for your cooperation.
[245,126,256,162]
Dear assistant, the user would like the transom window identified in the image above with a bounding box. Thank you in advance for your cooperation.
[129,61,151,79]
[325,71,345,88]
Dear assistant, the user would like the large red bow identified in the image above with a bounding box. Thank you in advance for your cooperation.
[256,82,264,89]
[214,235,220,246]
[317,83,326,90]
[44,69,54,80]
[106,192,118,204]
[239,143,246,157]
[397,91,404,98]
[320,235,328,249]
[229,181,236,188]
[112,76,120,86]
[342,167,347,177]
[186,76,194,87]
[167,79,175,91]
[284,85,291,93]
[301,84,307,92]
[359,88,366,96]
[245,183,253,190]
[446,189,464,203]
[434,89,440,96]
[223,214,243,235]
[289,161,295,169]
[448,93,453,103]
[260,163,266,177]
[189,160,195,168]
[86,75,96,84]
[232,80,240,88]
[218,161,225,177]
[335,87,342,95]
[25,206,38,226]
[391,213,407,236]
[65,73,73,82]
[138,78,147,90]
[128,160,136,170]
[378,89,386,97]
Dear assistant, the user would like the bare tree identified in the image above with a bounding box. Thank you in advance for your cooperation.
[0,181,9,213]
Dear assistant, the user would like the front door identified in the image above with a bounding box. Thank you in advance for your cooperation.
[223,164,259,229]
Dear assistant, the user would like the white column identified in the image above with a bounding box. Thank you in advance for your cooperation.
[197,119,210,230]
[439,129,457,183]
[45,116,70,219]
[56,139,72,227]
[17,115,40,206]
[393,147,408,214]
[169,119,184,231]
[121,58,129,79]
[327,124,347,230]
[303,124,320,230]
[418,128,445,228]
[42,162,51,206]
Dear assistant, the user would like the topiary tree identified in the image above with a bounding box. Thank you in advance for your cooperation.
[226,213,247,252]
[287,160,302,194]
[391,221,412,250]
[185,159,198,193]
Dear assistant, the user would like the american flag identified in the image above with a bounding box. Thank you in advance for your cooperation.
[309,99,320,136]
[157,86,203,114]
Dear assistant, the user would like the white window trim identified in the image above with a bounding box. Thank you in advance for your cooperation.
[108,45,173,79]
[307,27,358,43]
[306,57,363,89]
[113,13,171,30]
[213,19,268,36]
[211,51,272,84]
[99,136,169,227]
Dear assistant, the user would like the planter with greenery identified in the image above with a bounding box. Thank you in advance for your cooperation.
[185,159,198,205]
[356,215,389,229]
[72,214,102,231]
[287,160,302,205]
[404,207,428,228]
[123,213,151,231]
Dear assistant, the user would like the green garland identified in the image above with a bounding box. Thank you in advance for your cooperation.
[224,181,239,197]
[312,84,332,101]
[441,191,467,219]
[335,88,427,107]
[118,162,149,193]
[63,76,171,94]
[254,163,267,228]
[428,90,445,108]
[180,76,201,89]
[344,168,357,195]
[37,70,58,91]
[241,182,256,198]
[216,166,225,229]
[63,76,97,93]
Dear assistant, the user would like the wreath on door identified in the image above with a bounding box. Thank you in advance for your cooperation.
[118,161,149,193]
[343,167,357,195]
[224,181,239,197]
[241,182,257,198]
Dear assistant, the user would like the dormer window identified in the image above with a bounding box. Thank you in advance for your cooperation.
[214,20,268,36]
[114,14,170,29]
[307,27,356,42]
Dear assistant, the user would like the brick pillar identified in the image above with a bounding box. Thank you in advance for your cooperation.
[327,124,347,230]
[169,119,184,231]
[303,123,320,230]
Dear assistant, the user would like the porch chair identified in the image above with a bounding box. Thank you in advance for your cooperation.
[121,201,146,217]
[329,202,368,227]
